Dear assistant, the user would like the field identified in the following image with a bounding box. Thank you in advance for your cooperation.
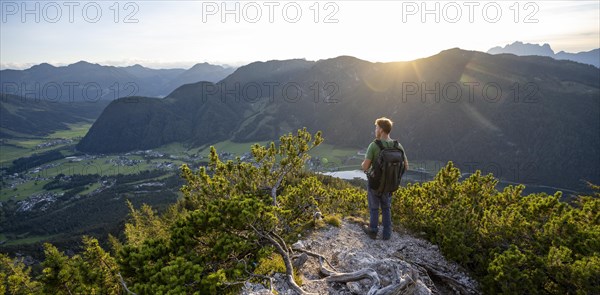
[47,122,93,138]
[0,145,28,166]
[0,122,93,165]
[0,179,52,202]
[2,234,62,246]
[153,141,200,155]
[78,182,102,195]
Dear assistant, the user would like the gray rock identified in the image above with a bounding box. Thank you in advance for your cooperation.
[242,219,480,294]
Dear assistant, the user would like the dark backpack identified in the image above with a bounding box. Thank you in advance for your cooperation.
[367,140,406,194]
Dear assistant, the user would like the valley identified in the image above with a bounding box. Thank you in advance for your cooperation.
[1,48,598,263]
[1,119,583,255]
[0,123,365,254]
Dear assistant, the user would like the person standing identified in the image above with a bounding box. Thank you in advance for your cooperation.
[361,117,408,240]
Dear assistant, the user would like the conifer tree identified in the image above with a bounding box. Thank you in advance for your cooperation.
[118,128,324,293]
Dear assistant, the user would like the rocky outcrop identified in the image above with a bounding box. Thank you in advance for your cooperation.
[243,219,479,294]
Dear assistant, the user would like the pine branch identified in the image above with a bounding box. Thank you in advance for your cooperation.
[249,224,313,295]
[117,272,137,295]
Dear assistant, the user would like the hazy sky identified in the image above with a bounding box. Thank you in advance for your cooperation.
[1,1,598,69]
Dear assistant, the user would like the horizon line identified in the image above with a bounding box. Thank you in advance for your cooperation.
[2,44,599,71]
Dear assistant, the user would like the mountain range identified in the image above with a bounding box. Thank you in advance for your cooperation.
[0,61,235,102]
[488,41,600,67]
[75,48,600,192]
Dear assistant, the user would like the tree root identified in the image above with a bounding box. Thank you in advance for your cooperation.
[253,228,446,295]
[294,246,422,295]
[292,246,338,272]
[399,257,480,295]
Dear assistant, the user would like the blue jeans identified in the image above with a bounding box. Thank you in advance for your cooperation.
[367,185,392,239]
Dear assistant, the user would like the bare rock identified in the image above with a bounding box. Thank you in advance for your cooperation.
[243,219,480,294]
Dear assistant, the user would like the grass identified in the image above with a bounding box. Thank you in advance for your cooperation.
[1,123,140,201]
[0,122,91,165]
[30,156,175,178]
[47,122,92,139]
[344,215,367,225]
[0,179,52,202]
[1,155,185,201]
[125,172,175,186]
[324,215,342,227]
[153,142,198,155]
[5,138,47,150]
[0,139,61,165]
[310,143,358,161]
[309,143,360,169]
[3,234,62,246]
[78,182,103,195]
[0,144,29,166]
[254,253,303,285]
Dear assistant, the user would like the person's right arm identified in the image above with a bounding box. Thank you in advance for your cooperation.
[361,159,371,172]
[362,142,374,172]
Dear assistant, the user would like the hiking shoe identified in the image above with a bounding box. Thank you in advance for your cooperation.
[382,229,392,240]
[363,226,377,240]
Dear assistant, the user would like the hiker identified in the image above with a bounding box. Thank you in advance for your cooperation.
[361,117,408,240]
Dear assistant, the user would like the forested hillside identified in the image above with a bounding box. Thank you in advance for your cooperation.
[2,130,598,294]
[77,49,600,192]
[0,93,108,137]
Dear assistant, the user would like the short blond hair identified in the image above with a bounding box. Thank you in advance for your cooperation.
[375,117,393,134]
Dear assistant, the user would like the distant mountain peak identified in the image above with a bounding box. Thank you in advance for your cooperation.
[28,62,55,71]
[72,60,93,65]
[487,41,599,67]
[313,55,370,71]
[328,55,364,61]
[189,62,222,70]
[488,41,555,56]
[245,58,310,67]
[226,58,313,81]
[127,64,146,69]
[437,47,476,56]
[67,60,100,69]
[316,55,369,64]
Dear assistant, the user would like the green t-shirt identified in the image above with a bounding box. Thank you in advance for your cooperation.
[365,139,407,163]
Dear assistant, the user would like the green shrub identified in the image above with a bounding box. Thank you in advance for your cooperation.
[324,215,342,227]
[393,161,600,294]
